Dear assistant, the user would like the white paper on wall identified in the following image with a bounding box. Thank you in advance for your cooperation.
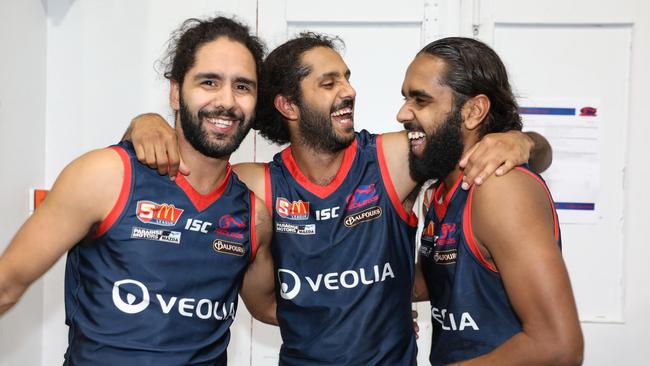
[519,98,600,224]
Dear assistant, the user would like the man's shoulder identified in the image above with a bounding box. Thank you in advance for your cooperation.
[233,162,266,198]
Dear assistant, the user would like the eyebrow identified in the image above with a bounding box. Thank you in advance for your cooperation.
[318,69,351,80]
[193,73,257,88]
[234,76,257,88]
[193,72,223,82]
[403,89,433,99]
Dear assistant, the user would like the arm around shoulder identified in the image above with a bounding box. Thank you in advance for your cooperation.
[233,163,267,202]
[0,148,126,316]
[240,195,277,325]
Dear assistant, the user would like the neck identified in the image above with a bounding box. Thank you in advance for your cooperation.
[442,166,463,194]
[442,135,479,193]
[177,135,230,195]
[289,138,348,186]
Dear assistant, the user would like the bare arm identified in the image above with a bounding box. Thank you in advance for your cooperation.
[124,113,189,178]
[0,149,123,315]
[232,163,267,204]
[239,196,277,325]
[453,170,583,366]
[412,258,429,302]
[382,130,535,204]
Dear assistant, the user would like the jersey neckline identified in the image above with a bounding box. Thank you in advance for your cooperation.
[280,138,358,199]
[175,164,232,212]
[433,173,464,220]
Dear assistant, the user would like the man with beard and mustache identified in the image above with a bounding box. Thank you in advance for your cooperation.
[0,17,277,365]
[406,37,583,365]
[126,33,550,365]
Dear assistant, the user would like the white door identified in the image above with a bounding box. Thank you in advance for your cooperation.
[251,1,435,364]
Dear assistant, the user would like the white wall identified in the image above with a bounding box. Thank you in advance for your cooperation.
[583,0,650,363]
[0,1,47,365]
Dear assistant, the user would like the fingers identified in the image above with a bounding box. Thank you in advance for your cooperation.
[134,143,146,165]
[154,142,170,176]
[164,135,181,180]
[143,140,158,171]
[459,143,480,169]
[465,160,502,189]
[178,158,191,177]
[496,160,516,176]
[412,310,420,339]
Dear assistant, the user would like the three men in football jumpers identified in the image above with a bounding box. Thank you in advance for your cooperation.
[128,33,552,365]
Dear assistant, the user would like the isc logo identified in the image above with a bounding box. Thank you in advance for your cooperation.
[276,197,310,220]
[136,201,184,226]
[315,207,339,221]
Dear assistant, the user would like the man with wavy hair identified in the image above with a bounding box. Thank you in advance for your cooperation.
[0,16,276,365]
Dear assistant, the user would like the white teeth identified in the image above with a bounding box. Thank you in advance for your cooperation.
[331,107,353,117]
[407,131,426,140]
[207,118,233,128]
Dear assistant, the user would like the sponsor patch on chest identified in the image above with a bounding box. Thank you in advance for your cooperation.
[130,226,181,244]
[212,239,246,256]
[136,201,184,226]
[343,206,382,227]
[275,222,316,235]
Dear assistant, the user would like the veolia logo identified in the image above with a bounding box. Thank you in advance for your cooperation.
[277,262,395,301]
[112,279,150,314]
[278,269,301,300]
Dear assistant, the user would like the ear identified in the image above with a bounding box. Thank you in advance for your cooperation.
[170,80,181,111]
[274,94,299,121]
[461,94,490,131]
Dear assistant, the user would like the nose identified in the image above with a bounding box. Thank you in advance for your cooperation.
[396,102,414,125]
[340,79,357,101]
[214,85,236,110]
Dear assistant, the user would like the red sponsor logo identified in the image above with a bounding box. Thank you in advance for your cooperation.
[276,197,310,220]
[436,223,457,246]
[215,215,245,239]
[422,221,436,241]
[136,201,184,226]
[346,184,379,210]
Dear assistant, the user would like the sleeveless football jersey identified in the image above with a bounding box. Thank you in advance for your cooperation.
[266,130,418,366]
[419,166,561,365]
[64,141,256,365]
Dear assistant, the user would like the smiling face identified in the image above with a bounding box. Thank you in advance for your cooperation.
[397,54,465,182]
[171,36,257,159]
[295,46,357,152]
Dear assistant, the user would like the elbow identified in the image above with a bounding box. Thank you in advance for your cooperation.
[557,339,584,366]
[0,283,26,317]
[545,331,584,366]
[250,304,278,326]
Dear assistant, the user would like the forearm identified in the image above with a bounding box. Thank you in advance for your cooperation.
[122,113,168,141]
[525,131,552,174]
[0,271,28,316]
[412,264,430,302]
[245,294,278,325]
[449,331,582,366]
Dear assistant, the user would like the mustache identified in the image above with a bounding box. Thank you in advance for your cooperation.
[403,122,424,133]
[330,98,354,113]
[198,106,243,121]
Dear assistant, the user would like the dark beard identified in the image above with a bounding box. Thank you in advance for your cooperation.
[408,107,464,183]
[298,98,355,153]
[179,94,252,159]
